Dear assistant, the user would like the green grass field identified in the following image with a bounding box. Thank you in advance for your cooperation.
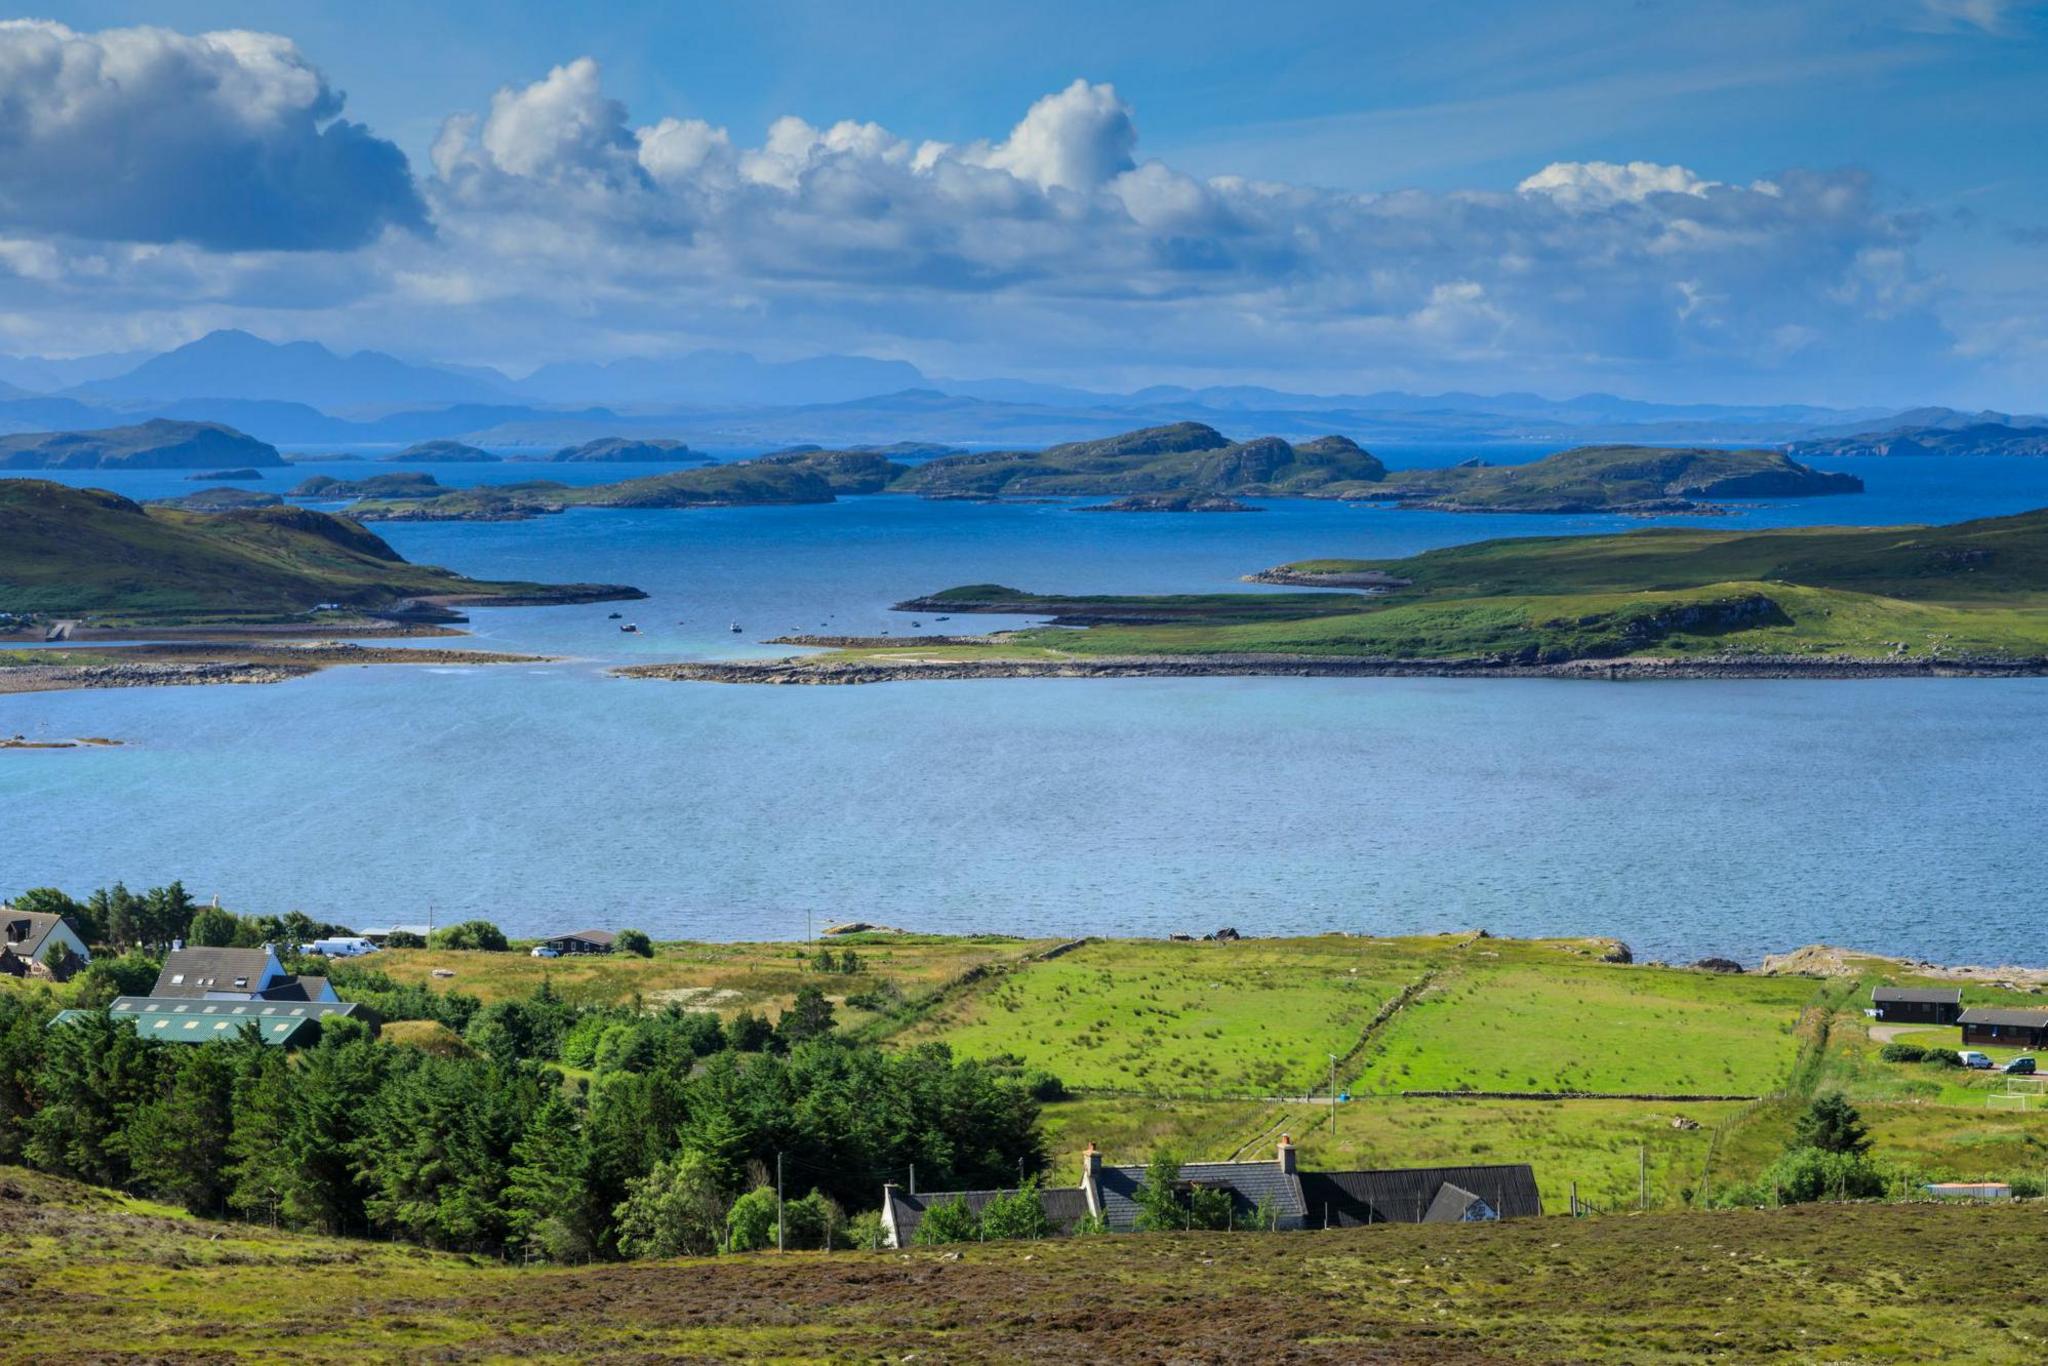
[893,935,1446,1094]
[1354,953,1828,1096]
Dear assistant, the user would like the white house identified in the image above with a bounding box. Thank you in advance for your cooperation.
[0,908,92,979]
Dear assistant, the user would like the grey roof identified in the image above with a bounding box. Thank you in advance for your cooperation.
[258,975,331,1001]
[1959,1006,2048,1028]
[545,929,616,946]
[886,1186,1093,1244]
[1094,1161,1307,1232]
[52,996,356,1047]
[1,910,71,958]
[1297,1165,1542,1226]
[1873,986,1962,1004]
[152,946,276,998]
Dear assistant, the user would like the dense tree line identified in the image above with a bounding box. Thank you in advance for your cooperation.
[9,883,349,957]
[0,981,1046,1261]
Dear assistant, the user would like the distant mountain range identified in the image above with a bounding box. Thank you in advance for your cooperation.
[0,329,2035,452]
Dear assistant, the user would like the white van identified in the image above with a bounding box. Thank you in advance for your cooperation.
[1958,1050,1993,1069]
[308,936,378,957]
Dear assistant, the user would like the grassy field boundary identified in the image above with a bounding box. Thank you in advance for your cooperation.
[1398,1089,1760,1101]
[1224,965,1443,1160]
[845,937,1092,1045]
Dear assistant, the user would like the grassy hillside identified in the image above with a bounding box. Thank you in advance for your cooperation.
[890,422,1389,497]
[2,1163,2041,1363]
[0,479,639,621]
[736,507,2048,673]
[346,456,859,520]
[1366,444,1861,512]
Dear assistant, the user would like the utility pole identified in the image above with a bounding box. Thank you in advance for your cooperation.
[776,1152,785,1253]
[909,1163,916,1196]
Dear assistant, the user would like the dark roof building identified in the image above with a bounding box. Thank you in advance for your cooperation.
[1298,1164,1544,1226]
[883,1185,1094,1246]
[1959,1006,2048,1049]
[541,930,616,954]
[881,1138,1540,1247]
[151,946,339,1003]
[0,908,91,976]
[1872,986,1963,1025]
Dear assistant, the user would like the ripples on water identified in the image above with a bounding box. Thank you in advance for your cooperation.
[7,448,2048,963]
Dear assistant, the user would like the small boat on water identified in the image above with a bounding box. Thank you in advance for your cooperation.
[619,623,639,633]
[935,616,950,622]
[729,623,743,633]
[911,621,922,628]
[607,612,622,619]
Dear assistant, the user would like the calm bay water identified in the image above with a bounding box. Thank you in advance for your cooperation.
[7,448,2048,964]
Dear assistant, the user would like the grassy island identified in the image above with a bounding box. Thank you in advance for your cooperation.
[631,506,2048,684]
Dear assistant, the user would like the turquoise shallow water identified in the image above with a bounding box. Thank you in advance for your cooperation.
[8,448,2048,963]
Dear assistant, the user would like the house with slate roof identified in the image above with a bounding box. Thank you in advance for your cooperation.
[881,1136,1539,1246]
[0,906,91,981]
[151,945,340,1003]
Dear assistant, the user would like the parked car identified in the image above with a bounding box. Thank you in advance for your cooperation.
[530,945,560,958]
[1959,1050,1993,1069]
[2003,1056,2036,1075]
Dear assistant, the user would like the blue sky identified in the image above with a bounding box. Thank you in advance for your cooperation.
[3,1,2044,405]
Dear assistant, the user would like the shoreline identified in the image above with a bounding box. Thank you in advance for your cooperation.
[618,650,2048,686]
[0,641,554,695]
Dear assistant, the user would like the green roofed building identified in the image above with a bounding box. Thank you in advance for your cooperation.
[49,995,363,1049]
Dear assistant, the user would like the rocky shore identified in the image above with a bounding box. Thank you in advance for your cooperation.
[1,642,552,695]
[619,650,2048,687]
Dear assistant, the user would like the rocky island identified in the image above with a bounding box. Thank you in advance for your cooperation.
[381,440,500,463]
[627,507,2048,685]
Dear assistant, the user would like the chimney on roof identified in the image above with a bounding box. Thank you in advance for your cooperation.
[1277,1133,1297,1175]
[1081,1141,1103,1186]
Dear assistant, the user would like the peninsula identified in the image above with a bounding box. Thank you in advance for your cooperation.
[0,480,640,691]
[627,506,2048,684]
[1790,421,2048,460]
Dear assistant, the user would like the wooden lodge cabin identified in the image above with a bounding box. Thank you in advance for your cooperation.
[540,929,616,955]
[1958,1006,2048,1051]
[1871,985,1962,1025]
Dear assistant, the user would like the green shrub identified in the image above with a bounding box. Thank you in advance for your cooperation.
[1738,1147,1889,1205]
[1024,1070,1069,1102]
[724,1187,779,1252]
[1919,1048,1962,1068]
[2008,1174,2045,1199]
[384,930,427,948]
[846,1208,886,1250]
[429,920,508,952]
[980,1180,1052,1240]
[1878,1042,1925,1063]
[1793,1092,1871,1156]
[912,1194,981,1245]
[781,1189,846,1250]
[615,928,653,958]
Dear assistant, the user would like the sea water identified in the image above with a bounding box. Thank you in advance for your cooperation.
[7,448,2048,963]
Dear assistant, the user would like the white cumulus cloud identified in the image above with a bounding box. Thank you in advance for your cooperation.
[0,20,422,251]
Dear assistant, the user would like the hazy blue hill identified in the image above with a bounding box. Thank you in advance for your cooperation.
[1790,422,2048,458]
[79,330,507,408]
[543,437,702,463]
[516,350,927,405]
[0,419,283,469]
